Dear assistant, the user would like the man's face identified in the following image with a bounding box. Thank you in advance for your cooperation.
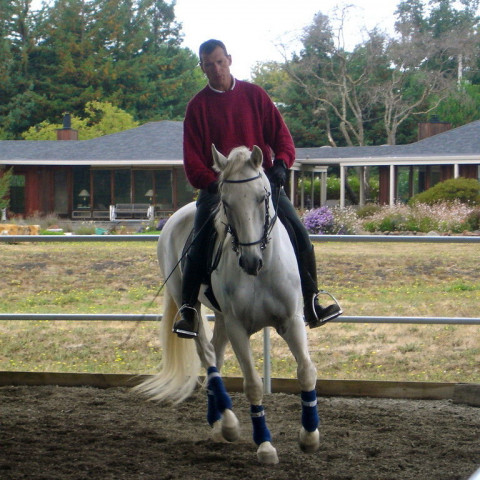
[200,46,233,91]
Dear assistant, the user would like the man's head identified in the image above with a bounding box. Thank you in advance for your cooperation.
[199,39,233,92]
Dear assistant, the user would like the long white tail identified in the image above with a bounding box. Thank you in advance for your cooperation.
[136,288,202,403]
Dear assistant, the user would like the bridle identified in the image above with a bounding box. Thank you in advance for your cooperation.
[221,172,279,253]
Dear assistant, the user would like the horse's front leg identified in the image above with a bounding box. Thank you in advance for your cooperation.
[279,317,321,453]
[205,366,240,442]
[227,321,279,465]
[194,318,240,443]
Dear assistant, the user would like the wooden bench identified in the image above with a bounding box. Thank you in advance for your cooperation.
[109,203,154,221]
[72,210,92,219]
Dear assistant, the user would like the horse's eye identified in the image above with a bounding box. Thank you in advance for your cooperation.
[258,195,266,205]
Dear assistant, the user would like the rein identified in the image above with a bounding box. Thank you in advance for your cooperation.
[221,172,279,253]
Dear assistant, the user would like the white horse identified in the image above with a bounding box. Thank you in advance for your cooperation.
[138,145,320,464]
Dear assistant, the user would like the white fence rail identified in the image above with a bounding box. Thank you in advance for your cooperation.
[2,234,479,392]
[1,234,479,327]
[2,233,480,243]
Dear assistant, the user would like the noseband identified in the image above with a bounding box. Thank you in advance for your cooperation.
[221,173,278,253]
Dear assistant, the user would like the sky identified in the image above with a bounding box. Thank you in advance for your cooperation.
[174,0,400,79]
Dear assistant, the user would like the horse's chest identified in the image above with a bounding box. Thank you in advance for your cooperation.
[213,275,298,321]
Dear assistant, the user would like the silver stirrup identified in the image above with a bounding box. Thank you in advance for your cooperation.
[317,290,342,308]
[310,290,343,325]
[172,305,199,338]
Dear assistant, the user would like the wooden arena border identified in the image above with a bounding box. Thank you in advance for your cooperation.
[1,371,478,406]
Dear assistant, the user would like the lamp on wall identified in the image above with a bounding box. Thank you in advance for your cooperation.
[79,189,90,207]
[145,189,154,203]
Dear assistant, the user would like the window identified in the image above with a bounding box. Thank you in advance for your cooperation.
[9,174,25,214]
[114,170,131,203]
[92,170,111,210]
[133,170,152,204]
[154,170,172,208]
[73,167,90,208]
[176,168,196,207]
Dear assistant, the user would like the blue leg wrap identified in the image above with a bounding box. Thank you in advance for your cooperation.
[301,390,319,432]
[206,390,222,426]
[251,405,272,446]
[207,366,232,413]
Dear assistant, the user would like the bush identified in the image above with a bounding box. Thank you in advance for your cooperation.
[466,208,480,231]
[330,206,362,234]
[301,174,379,203]
[361,202,474,233]
[302,206,361,234]
[409,177,480,206]
[73,223,96,235]
[356,204,382,219]
[156,218,169,231]
[302,206,334,234]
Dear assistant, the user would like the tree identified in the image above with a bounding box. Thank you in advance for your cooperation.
[283,10,391,146]
[380,0,480,143]
[0,167,13,214]
[432,82,480,126]
[373,34,452,145]
[0,0,47,137]
[280,1,477,146]
[22,101,138,139]
[395,0,480,84]
[0,0,204,137]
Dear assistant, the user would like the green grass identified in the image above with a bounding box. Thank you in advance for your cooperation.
[0,240,479,383]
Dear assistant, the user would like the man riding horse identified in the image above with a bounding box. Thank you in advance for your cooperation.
[174,39,342,339]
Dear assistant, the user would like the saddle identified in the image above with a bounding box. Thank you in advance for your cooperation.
[181,228,222,311]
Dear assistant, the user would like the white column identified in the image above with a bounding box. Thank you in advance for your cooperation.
[359,166,365,206]
[310,171,315,209]
[320,171,327,206]
[300,171,305,210]
[340,166,346,209]
[289,170,295,199]
[389,165,395,206]
[454,164,460,178]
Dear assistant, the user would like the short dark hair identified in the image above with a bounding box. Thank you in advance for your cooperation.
[199,39,228,59]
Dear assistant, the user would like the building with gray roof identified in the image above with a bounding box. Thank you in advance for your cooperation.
[1,119,479,218]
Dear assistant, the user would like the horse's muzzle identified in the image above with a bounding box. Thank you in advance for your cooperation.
[239,254,263,276]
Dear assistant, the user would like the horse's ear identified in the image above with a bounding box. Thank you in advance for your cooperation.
[212,144,228,172]
[250,145,263,169]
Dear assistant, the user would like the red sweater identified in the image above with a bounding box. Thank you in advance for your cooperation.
[183,79,295,190]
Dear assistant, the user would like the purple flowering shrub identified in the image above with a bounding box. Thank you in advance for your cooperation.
[302,206,361,234]
[302,206,334,234]
[156,218,169,231]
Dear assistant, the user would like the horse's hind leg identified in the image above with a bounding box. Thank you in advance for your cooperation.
[227,322,279,464]
[278,319,321,453]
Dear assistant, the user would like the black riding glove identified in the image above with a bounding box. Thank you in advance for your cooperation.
[267,159,287,188]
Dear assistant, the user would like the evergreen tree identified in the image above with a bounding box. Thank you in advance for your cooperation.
[0,167,13,212]
[0,0,204,137]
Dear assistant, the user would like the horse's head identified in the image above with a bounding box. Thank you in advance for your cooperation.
[212,144,274,276]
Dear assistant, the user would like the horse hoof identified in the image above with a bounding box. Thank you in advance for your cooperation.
[211,420,228,443]
[257,441,279,465]
[299,427,320,453]
[221,409,240,442]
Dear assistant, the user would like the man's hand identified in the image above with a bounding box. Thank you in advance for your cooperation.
[268,159,287,187]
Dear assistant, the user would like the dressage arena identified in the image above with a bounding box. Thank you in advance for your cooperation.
[1,381,479,480]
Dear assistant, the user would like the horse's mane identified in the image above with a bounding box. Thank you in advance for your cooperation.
[214,146,255,181]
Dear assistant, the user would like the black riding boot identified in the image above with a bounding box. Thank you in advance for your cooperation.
[298,245,342,328]
[172,253,203,338]
[173,190,218,339]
